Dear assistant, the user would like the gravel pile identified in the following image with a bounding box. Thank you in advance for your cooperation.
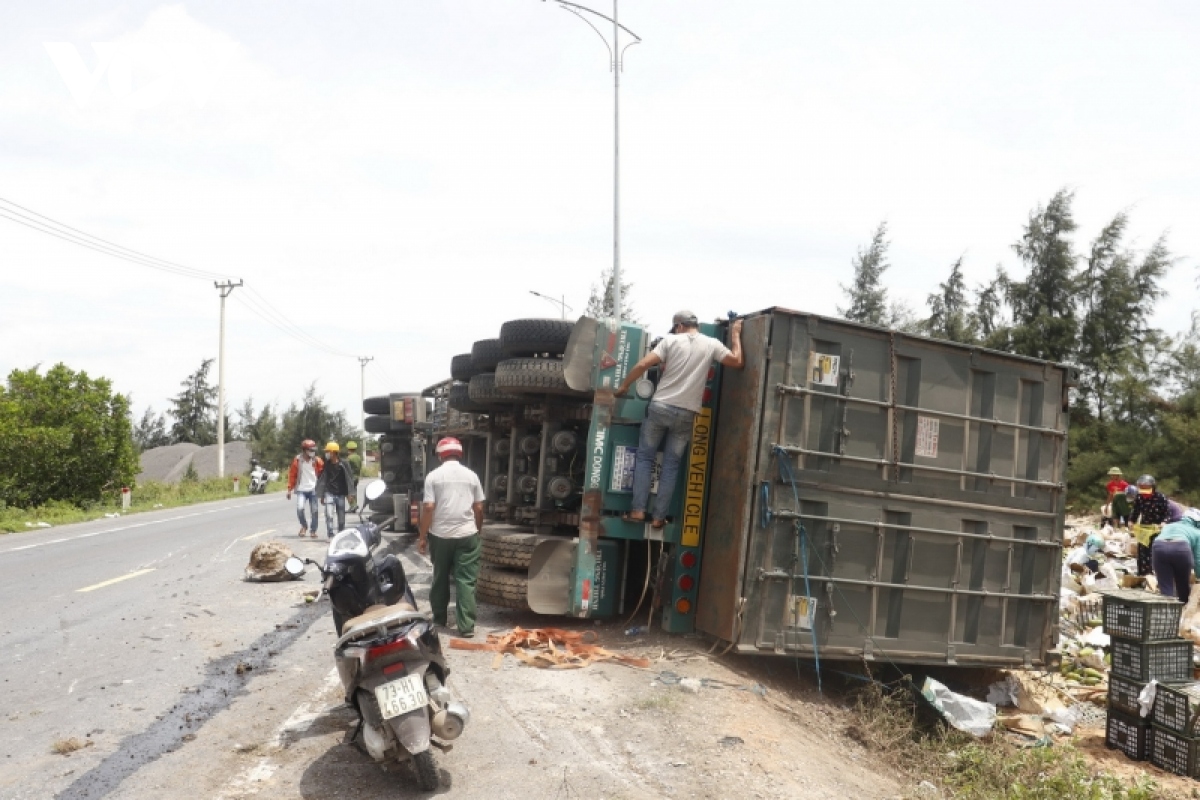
[137,442,253,484]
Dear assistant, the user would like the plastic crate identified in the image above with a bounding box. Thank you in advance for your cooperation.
[1108,674,1148,717]
[1149,725,1200,777]
[1153,682,1200,735]
[1106,709,1151,761]
[1101,590,1183,641]
[1109,637,1193,683]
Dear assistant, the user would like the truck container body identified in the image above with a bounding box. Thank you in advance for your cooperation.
[696,308,1070,667]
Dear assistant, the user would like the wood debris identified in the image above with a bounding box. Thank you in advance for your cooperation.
[448,627,652,670]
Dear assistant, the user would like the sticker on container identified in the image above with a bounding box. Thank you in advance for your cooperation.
[915,415,940,458]
[808,352,840,387]
[609,446,660,493]
[792,595,818,631]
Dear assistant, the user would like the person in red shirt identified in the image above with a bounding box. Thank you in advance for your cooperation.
[1105,467,1130,528]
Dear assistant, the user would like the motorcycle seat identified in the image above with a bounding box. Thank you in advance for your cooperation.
[338,601,426,644]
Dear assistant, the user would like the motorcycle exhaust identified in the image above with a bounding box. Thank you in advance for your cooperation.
[431,702,470,741]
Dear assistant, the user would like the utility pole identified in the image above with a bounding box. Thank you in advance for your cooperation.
[358,356,374,432]
[213,279,243,479]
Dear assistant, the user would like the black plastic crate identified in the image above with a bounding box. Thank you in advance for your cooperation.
[1110,637,1193,683]
[1101,590,1183,641]
[1108,674,1148,717]
[1153,682,1200,735]
[1107,709,1151,761]
[1149,725,1200,777]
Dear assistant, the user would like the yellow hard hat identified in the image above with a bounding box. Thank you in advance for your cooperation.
[324,442,340,453]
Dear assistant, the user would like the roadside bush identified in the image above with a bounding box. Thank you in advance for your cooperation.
[0,364,137,508]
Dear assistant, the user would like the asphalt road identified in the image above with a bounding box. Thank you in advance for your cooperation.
[0,491,356,800]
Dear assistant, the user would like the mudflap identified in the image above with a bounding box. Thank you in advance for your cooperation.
[387,707,432,756]
[528,538,575,615]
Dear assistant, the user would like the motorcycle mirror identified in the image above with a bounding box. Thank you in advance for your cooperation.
[284,556,306,577]
[363,479,387,502]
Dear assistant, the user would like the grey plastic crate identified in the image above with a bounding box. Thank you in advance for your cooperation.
[1107,674,1148,717]
[1101,590,1183,642]
[1109,637,1193,683]
[1153,682,1200,736]
[1106,709,1150,761]
[1149,724,1200,777]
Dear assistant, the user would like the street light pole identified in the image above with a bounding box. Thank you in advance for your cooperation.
[529,290,573,319]
[213,279,243,479]
[357,356,374,432]
[548,1,640,322]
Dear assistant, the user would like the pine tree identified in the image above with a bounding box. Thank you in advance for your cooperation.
[924,257,978,343]
[132,406,170,451]
[585,267,639,322]
[168,359,217,445]
[1007,190,1079,362]
[839,222,890,326]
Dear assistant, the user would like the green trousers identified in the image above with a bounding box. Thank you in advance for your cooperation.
[427,533,481,634]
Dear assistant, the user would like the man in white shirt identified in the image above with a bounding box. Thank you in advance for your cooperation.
[419,437,485,638]
[615,310,744,528]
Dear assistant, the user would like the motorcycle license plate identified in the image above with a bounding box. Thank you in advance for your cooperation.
[374,674,427,720]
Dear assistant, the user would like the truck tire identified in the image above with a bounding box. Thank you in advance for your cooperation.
[368,512,392,528]
[468,372,523,406]
[365,414,410,434]
[369,492,394,513]
[476,566,531,610]
[362,395,390,415]
[499,318,574,357]
[448,381,488,413]
[470,338,504,372]
[450,353,476,382]
[494,358,589,397]
[481,529,539,569]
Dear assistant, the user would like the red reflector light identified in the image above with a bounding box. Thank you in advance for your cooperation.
[675,598,692,614]
[367,637,412,662]
[702,388,712,404]
[680,551,697,569]
[678,574,695,591]
[707,367,716,381]
[382,661,407,676]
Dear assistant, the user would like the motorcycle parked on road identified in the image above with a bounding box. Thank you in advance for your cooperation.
[285,479,468,792]
[249,460,270,494]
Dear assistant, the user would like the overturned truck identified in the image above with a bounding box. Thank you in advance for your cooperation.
[420,308,1071,668]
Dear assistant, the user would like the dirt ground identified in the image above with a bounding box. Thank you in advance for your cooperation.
[99,593,905,800]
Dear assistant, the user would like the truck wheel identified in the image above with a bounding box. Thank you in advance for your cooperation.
[448,382,488,413]
[411,749,439,791]
[369,492,394,513]
[499,318,574,357]
[494,358,589,397]
[481,530,539,569]
[368,512,392,528]
[468,372,523,406]
[477,565,531,610]
[363,395,390,415]
[470,338,504,372]
[450,353,476,382]
[365,414,410,434]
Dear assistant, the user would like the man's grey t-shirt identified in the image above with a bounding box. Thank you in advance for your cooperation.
[424,460,485,539]
[650,331,731,413]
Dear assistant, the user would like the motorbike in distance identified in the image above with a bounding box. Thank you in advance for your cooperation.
[249,460,270,494]
[285,479,468,791]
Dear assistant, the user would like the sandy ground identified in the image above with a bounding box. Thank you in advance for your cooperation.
[88,541,904,800]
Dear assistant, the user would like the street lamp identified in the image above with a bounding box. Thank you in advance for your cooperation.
[529,289,574,319]
[544,0,640,322]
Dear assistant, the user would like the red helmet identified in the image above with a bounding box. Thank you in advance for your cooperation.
[301,439,316,450]
[436,437,463,457]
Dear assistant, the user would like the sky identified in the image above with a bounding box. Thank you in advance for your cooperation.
[2,1,1198,427]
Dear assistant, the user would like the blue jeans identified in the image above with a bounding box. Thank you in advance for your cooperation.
[295,490,318,532]
[323,495,347,537]
[631,401,696,521]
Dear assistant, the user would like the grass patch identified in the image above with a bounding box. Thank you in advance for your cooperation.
[51,737,92,755]
[0,478,285,533]
[848,681,1161,800]
[635,692,683,712]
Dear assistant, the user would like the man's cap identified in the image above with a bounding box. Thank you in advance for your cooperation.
[672,310,699,327]
[436,437,463,456]
[1107,467,1123,476]
[345,440,358,450]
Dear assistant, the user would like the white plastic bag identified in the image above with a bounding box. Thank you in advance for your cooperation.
[921,677,997,737]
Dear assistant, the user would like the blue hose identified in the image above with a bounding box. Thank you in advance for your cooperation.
[770,445,821,693]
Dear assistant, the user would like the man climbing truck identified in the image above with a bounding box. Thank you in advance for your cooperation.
[433,308,1072,669]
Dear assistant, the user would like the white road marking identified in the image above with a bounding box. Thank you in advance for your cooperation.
[0,500,275,556]
[216,668,342,798]
[76,568,157,593]
[68,679,78,694]
[241,528,277,542]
